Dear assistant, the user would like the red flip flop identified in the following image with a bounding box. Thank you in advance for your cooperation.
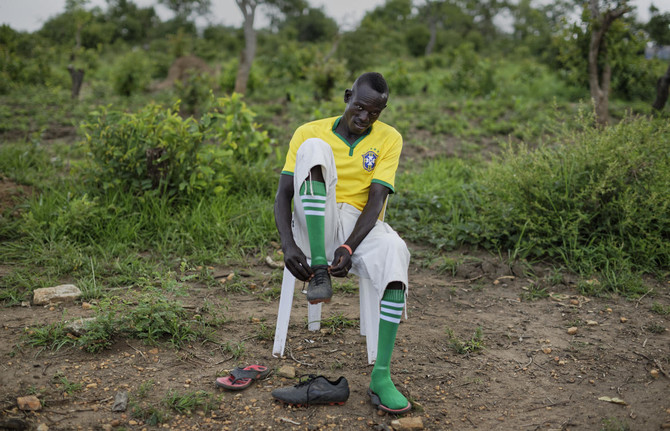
[215,365,271,390]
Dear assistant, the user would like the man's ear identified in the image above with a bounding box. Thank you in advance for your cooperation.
[344,89,352,103]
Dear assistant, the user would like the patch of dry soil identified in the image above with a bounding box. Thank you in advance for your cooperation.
[1,251,669,430]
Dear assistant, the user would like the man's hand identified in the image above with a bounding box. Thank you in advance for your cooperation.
[283,243,313,282]
[329,246,352,278]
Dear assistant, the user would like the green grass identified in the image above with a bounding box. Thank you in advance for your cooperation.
[446,326,485,355]
[163,389,215,415]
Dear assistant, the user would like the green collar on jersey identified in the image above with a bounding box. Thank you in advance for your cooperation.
[332,117,372,156]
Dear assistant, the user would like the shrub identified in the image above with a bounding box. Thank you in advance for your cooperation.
[111,50,153,96]
[477,110,670,285]
[80,94,273,199]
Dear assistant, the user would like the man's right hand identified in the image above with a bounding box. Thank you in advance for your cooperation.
[283,243,313,281]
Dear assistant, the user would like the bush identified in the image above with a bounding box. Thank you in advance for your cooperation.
[80,94,273,199]
[111,50,153,96]
[477,110,670,287]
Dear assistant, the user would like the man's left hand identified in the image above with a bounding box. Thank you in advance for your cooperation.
[329,246,352,277]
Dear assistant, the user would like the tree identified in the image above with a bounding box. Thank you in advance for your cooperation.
[652,63,670,111]
[645,4,670,46]
[234,0,305,94]
[65,0,93,99]
[158,0,211,19]
[587,0,631,126]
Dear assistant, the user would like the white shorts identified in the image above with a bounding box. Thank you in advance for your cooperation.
[291,138,410,301]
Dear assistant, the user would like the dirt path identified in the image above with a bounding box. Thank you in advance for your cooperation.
[1,251,669,430]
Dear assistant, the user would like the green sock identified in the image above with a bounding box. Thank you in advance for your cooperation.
[370,287,409,410]
[299,180,327,266]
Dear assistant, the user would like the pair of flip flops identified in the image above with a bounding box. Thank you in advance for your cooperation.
[215,365,271,390]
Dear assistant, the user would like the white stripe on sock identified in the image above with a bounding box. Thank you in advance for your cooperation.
[304,210,325,216]
[301,202,326,208]
[381,314,401,324]
[381,307,403,316]
[380,300,405,308]
[300,195,326,201]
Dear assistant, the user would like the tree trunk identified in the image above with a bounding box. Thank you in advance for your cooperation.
[234,0,257,95]
[425,18,437,56]
[68,66,85,99]
[652,63,670,111]
[587,0,629,126]
[68,23,85,99]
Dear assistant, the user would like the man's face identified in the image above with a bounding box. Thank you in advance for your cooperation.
[342,83,388,136]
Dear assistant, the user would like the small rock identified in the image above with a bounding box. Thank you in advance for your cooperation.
[86,383,98,389]
[390,416,424,430]
[650,369,660,379]
[20,301,31,308]
[65,318,97,336]
[586,320,598,326]
[112,391,128,412]
[36,424,49,431]
[33,284,82,305]
[567,327,578,335]
[662,423,670,430]
[17,395,41,411]
[265,256,284,269]
[101,425,113,431]
[110,419,121,426]
[81,302,93,310]
[605,308,612,313]
[570,299,579,306]
[542,347,552,354]
[620,317,628,323]
[277,365,295,379]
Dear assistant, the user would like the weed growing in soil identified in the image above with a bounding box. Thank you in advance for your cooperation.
[130,400,168,426]
[163,389,216,415]
[445,326,485,354]
[137,379,155,398]
[53,372,83,395]
[651,302,670,315]
[600,417,630,431]
[319,313,358,332]
[520,284,549,301]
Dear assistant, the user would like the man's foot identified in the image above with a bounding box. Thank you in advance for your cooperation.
[306,265,332,304]
[369,373,411,414]
[272,375,349,406]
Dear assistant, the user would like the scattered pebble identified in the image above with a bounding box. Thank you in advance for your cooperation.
[586,320,598,326]
[650,369,660,379]
[567,327,578,335]
[620,317,628,323]
[542,347,552,354]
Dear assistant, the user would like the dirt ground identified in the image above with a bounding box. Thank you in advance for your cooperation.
[1,248,669,431]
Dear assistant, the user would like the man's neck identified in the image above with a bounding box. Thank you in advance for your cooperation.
[335,120,366,145]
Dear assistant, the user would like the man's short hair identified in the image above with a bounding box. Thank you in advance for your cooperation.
[355,72,389,95]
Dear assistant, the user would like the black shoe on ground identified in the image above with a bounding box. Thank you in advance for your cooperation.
[306,265,332,304]
[271,375,349,406]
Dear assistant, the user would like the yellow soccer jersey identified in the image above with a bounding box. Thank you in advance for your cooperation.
[281,116,402,211]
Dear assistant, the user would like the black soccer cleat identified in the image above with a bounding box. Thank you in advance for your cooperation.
[272,375,349,406]
[306,265,332,304]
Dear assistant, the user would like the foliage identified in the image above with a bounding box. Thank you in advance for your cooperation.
[80,94,272,199]
[552,8,656,101]
[445,326,484,354]
[163,389,215,415]
[111,49,153,96]
[477,110,670,291]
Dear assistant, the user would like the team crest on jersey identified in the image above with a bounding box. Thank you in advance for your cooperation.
[362,150,378,172]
